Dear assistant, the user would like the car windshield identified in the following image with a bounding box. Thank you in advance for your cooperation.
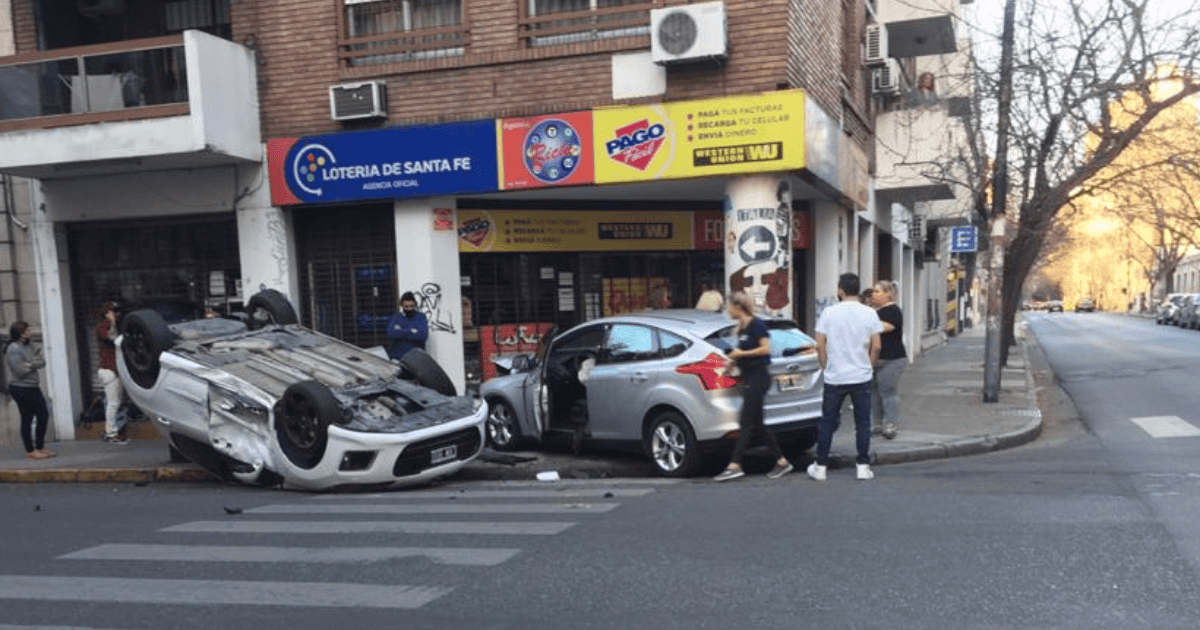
[706,321,816,357]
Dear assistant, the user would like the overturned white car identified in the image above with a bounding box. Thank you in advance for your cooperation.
[116,289,487,491]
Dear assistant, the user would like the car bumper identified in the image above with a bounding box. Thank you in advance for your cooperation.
[277,403,488,491]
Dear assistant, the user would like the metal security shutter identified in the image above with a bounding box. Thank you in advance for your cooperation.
[294,204,397,349]
[68,215,240,397]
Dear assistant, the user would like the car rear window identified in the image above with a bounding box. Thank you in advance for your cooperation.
[706,321,816,358]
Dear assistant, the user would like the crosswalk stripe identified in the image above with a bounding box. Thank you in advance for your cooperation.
[0,576,450,609]
[162,520,576,535]
[1130,416,1200,438]
[310,488,655,500]
[246,502,618,515]
[59,544,520,566]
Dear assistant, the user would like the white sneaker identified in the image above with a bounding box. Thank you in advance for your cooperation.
[856,464,875,480]
[806,462,827,481]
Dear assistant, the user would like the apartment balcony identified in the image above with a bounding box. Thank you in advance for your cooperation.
[0,30,259,180]
[875,105,961,208]
[877,0,959,58]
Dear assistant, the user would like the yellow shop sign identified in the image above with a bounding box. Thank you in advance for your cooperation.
[593,90,806,184]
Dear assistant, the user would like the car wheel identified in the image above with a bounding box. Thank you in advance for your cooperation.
[645,411,701,477]
[399,348,457,396]
[275,380,339,469]
[247,289,299,330]
[120,310,175,389]
[485,397,521,451]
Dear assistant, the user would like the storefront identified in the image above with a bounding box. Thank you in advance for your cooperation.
[266,88,852,394]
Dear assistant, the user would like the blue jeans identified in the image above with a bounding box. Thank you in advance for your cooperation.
[816,380,872,465]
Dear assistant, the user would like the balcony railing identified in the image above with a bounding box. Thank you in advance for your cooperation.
[339,25,470,67]
[519,2,650,48]
[0,35,189,130]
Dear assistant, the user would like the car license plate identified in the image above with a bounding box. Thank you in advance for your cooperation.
[430,445,458,465]
[777,373,811,392]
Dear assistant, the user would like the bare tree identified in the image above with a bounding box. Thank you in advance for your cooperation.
[969,0,1200,363]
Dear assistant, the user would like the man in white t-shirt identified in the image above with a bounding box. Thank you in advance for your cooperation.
[808,273,883,481]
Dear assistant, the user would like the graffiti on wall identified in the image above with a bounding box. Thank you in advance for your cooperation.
[418,282,456,334]
[725,180,793,318]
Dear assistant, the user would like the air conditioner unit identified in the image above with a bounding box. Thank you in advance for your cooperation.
[650,1,728,65]
[864,23,888,67]
[329,81,388,122]
[77,0,124,16]
[873,59,901,94]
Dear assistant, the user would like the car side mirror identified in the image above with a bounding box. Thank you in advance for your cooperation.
[511,354,532,372]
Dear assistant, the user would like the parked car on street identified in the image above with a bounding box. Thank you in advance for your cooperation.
[116,289,487,491]
[1156,293,1186,325]
[1177,294,1200,329]
[1047,300,1064,313]
[479,309,823,477]
[1075,297,1096,312]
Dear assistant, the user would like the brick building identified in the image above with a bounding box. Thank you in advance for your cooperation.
[0,0,974,444]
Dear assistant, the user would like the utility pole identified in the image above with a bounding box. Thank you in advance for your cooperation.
[983,0,1017,403]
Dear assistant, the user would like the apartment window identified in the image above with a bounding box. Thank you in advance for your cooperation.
[343,0,464,65]
[523,0,649,47]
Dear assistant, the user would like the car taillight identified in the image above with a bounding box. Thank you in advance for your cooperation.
[676,353,738,390]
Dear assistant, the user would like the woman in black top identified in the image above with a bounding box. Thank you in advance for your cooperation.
[871,281,907,439]
[713,292,793,481]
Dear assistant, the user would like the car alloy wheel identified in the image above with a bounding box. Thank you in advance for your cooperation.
[646,411,700,477]
[485,398,520,451]
[275,380,339,469]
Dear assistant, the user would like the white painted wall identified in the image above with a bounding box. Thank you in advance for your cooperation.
[237,163,298,303]
[611,52,666,100]
[39,167,239,222]
[186,30,262,164]
[29,183,77,441]
[811,201,844,319]
[394,198,466,393]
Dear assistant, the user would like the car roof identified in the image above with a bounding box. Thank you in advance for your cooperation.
[564,308,798,337]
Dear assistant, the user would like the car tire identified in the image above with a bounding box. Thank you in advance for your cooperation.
[399,348,457,397]
[120,309,175,389]
[485,397,521,451]
[645,410,701,478]
[275,380,340,470]
[247,289,299,330]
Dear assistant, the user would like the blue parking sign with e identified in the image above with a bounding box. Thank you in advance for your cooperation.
[950,227,977,253]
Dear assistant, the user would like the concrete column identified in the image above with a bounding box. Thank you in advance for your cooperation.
[810,200,844,319]
[394,197,465,393]
[237,204,298,304]
[724,175,792,319]
[28,182,78,442]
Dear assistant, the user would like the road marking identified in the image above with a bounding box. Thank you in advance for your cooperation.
[0,576,450,608]
[162,520,576,535]
[247,502,618,515]
[1130,416,1200,438]
[310,488,656,500]
[59,544,520,566]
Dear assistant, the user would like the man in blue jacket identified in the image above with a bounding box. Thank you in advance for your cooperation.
[387,291,428,361]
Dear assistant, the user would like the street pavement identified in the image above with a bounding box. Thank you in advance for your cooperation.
[0,323,1046,486]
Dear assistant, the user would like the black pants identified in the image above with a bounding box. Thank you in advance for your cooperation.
[729,366,782,465]
[9,385,49,453]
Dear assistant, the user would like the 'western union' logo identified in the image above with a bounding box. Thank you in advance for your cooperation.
[693,142,784,167]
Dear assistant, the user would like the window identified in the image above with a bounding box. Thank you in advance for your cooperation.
[659,330,690,359]
[343,0,464,65]
[523,0,650,47]
[603,324,657,363]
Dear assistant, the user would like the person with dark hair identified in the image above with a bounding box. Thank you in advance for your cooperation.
[808,273,882,481]
[96,301,129,444]
[5,321,54,460]
[712,292,793,481]
[386,291,428,361]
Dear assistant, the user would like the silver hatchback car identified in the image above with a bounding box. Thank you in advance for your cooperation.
[478,309,823,477]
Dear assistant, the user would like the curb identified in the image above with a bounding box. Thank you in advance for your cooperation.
[0,466,212,485]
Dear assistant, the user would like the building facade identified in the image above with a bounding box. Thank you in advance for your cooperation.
[0,0,974,444]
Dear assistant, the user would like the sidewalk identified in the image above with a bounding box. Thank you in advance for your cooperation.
[0,325,1043,484]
